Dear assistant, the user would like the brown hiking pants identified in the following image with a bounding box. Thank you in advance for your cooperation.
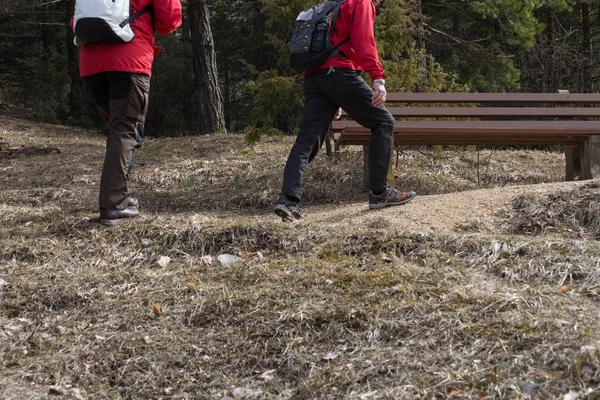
[83,72,150,210]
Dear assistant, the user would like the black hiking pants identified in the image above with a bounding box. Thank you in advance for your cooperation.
[83,72,150,210]
[280,68,395,201]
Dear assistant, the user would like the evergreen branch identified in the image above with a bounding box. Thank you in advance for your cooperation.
[20,0,66,8]
[423,22,487,49]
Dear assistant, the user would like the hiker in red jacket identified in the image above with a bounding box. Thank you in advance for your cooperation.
[73,0,182,225]
[274,0,416,222]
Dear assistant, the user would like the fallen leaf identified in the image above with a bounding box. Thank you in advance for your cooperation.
[260,369,276,381]
[218,254,243,266]
[232,388,261,398]
[141,336,153,345]
[152,304,164,317]
[71,388,85,400]
[564,391,580,400]
[48,385,63,395]
[156,256,171,268]
[380,253,393,262]
[447,386,461,395]
[0,330,13,341]
[200,255,213,265]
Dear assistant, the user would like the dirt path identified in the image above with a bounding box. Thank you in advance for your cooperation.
[303,180,588,233]
[0,115,592,235]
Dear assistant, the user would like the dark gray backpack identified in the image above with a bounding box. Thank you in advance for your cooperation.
[288,0,349,73]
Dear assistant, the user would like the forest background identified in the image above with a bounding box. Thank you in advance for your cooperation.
[0,0,598,139]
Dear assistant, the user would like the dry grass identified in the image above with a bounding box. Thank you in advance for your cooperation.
[502,181,600,240]
[1,116,599,399]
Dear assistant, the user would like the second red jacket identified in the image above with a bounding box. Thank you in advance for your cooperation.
[76,0,182,77]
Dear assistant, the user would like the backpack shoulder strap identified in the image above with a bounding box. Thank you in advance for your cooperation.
[330,37,350,57]
[329,0,349,57]
[119,6,153,28]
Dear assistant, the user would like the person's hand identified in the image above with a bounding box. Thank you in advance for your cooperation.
[334,107,343,120]
[372,82,386,106]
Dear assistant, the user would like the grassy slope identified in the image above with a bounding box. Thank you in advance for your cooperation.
[1,117,599,400]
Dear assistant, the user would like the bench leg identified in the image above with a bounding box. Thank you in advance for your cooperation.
[363,145,395,189]
[363,145,370,190]
[566,137,597,181]
[387,151,395,187]
[588,135,600,179]
[565,145,581,181]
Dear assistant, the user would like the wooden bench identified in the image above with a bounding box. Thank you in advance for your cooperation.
[332,93,600,185]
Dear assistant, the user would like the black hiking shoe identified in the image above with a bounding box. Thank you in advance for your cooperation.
[99,207,139,226]
[369,186,416,209]
[274,196,304,222]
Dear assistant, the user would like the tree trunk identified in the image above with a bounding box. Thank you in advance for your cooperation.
[188,0,226,134]
[581,2,594,93]
[546,9,556,93]
[413,0,425,53]
[412,0,426,92]
[65,0,82,117]
[223,67,231,132]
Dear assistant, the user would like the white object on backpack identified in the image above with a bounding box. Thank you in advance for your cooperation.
[73,0,149,46]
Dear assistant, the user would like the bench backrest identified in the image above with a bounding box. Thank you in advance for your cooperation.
[341,93,600,119]
[384,92,600,104]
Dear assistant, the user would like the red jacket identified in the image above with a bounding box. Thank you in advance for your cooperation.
[76,0,182,77]
[310,0,385,80]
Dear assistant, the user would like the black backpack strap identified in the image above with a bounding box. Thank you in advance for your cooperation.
[328,0,349,57]
[330,37,350,57]
[119,6,153,28]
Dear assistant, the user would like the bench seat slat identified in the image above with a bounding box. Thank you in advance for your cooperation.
[352,107,600,118]
[332,120,600,135]
[336,135,583,146]
[385,93,600,104]
[337,141,581,145]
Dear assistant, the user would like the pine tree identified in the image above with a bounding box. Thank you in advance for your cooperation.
[188,0,227,134]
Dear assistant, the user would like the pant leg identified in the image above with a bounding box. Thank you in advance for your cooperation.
[84,72,150,210]
[308,120,332,163]
[281,73,339,201]
[313,69,395,193]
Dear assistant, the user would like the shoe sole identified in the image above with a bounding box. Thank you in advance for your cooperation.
[99,218,127,226]
[274,204,303,222]
[99,214,139,226]
[369,193,416,210]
